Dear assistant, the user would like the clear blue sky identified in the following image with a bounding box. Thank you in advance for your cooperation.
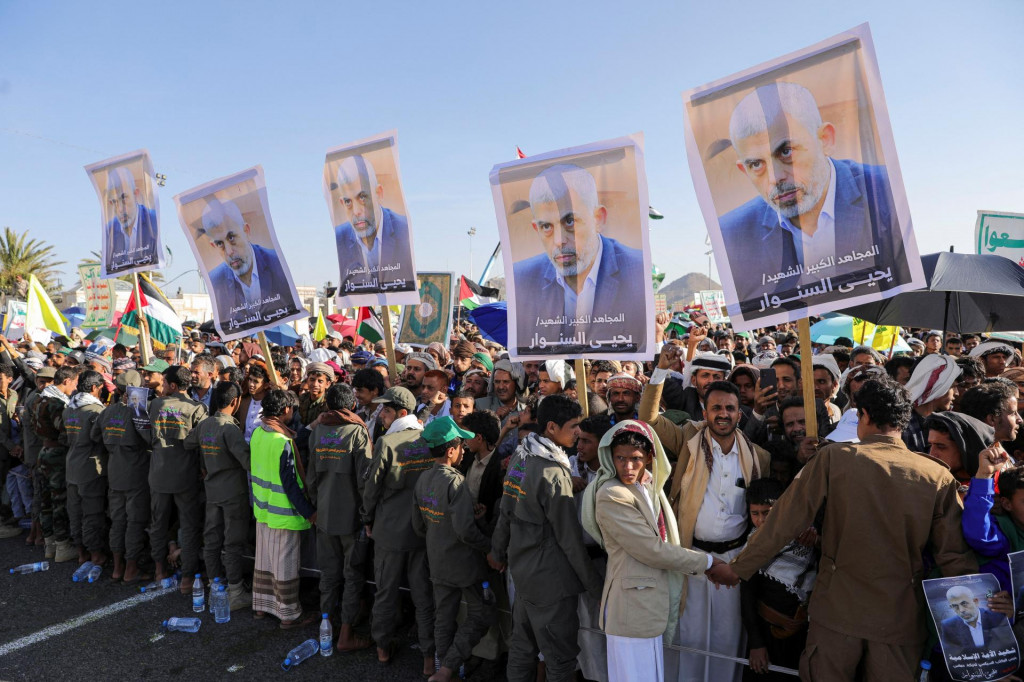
[1,1,1021,295]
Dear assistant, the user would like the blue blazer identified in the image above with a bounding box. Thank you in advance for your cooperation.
[105,205,159,272]
[512,235,646,354]
[939,608,1015,654]
[717,159,911,317]
[335,207,414,296]
[209,244,298,330]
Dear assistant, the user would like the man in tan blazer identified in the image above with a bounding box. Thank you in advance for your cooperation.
[638,354,770,682]
[709,377,977,681]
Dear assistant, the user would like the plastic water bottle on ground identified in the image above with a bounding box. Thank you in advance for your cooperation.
[281,639,318,671]
[163,617,201,633]
[9,561,49,574]
[71,561,95,582]
[918,660,931,682]
[482,581,496,607]
[213,585,231,623]
[192,574,205,612]
[86,564,102,583]
[141,574,180,593]
[319,614,333,657]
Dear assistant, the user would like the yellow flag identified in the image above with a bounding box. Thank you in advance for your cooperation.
[25,274,68,339]
[872,325,900,353]
[852,318,875,345]
[313,310,328,342]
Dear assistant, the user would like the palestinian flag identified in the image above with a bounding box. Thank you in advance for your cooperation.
[459,276,498,310]
[357,307,384,344]
[120,274,182,350]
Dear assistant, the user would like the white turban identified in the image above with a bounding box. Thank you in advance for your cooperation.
[969,341,1015,359]
[812,354,841,383]
[905,354,962,407]
[543,360,575,389]
[682,352,733,389]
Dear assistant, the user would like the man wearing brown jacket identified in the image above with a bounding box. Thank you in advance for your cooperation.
[708,377,977,681]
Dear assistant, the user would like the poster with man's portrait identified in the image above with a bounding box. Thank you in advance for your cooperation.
[682,24,925,331]
[323,131,419,309]
[85,150,165,279]
[489,134,654,361]
[174,166,305,341]
[397,272,454,348]
[923,574,1020,681]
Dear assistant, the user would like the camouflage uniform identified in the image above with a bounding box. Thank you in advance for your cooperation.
[32,394,70,541]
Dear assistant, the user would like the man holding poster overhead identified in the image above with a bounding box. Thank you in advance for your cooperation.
[493,138,654,360]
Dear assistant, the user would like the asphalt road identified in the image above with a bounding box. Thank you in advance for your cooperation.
[0,534,505,681]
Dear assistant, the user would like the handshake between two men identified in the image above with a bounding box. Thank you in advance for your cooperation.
[705,557,740,588]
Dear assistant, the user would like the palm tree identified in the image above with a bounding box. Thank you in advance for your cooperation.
[78,251,165,284]
[0,226,65,293]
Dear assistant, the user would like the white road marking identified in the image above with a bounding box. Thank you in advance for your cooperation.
[0,588,174,657]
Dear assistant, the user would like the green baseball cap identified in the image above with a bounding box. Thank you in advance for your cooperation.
[372,386,417,412]
[422,416,475,447]
[140,358,170,373]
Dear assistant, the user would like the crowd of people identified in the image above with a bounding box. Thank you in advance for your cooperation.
[1,315,1024,682]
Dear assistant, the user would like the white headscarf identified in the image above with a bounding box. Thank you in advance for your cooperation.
[969,341,1015,359]
[543,360,574,389]
[812,354,841,384]
[580,420,683,640]
[905,354,962,407]
[682,352,733,389]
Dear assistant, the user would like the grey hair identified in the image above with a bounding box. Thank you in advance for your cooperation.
[729,82,823,146]
[528,164,599,215]
[198,197,244,238]
[336,154,378,191]
[107,166,136,195]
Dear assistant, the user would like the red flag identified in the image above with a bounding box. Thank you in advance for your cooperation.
[515,146,526,159]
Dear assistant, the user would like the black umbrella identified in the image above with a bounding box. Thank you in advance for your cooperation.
[839,250,1024,334]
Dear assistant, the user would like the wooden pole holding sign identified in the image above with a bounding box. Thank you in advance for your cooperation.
[797,318,818,440]
[575,358,589,418]
[380,305,399,386]
[132,273,153,367]
[256,331,281,388]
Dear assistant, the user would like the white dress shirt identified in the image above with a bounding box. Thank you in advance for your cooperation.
[556,237,603,322]
[466,450,494,501]
[693,436,748,542]
[967,618,985,647]
[118,210,140,254]
[244,398,263,443]
[778,158,837,278]
[358,231,382,275]
[234,253,262,308]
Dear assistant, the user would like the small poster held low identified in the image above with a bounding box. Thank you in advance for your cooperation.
[174,166,306,341]
[923,573,1020,681]
[85,150,165,279]
[489,134,654,360]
